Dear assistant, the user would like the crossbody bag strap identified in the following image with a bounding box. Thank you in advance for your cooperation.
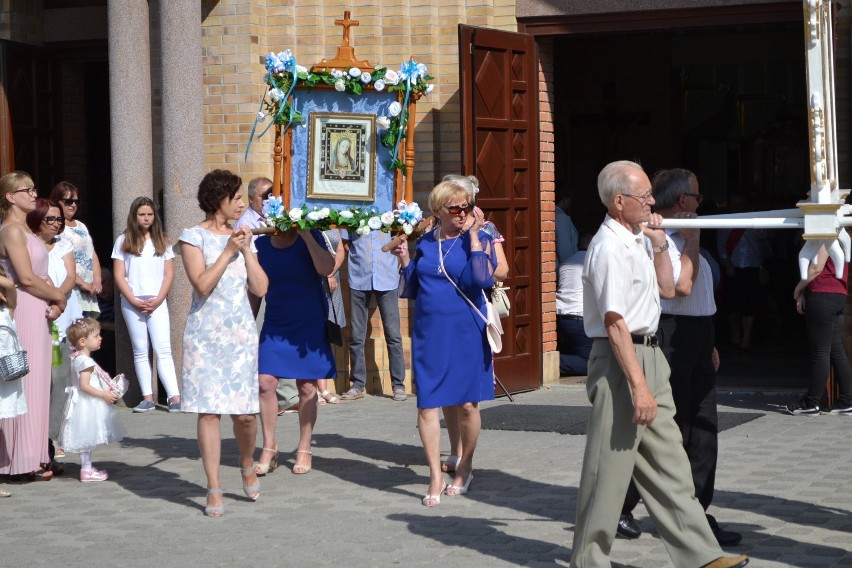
[438,237,489,326]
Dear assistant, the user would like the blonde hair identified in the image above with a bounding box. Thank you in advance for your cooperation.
[442,175,479,202]
[0,171,35,221]
[66,317,101,347]
[428,179,471,216]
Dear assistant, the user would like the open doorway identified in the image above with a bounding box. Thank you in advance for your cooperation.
[552,22,810,387]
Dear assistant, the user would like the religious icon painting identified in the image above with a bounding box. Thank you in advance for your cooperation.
[307,112,376,201]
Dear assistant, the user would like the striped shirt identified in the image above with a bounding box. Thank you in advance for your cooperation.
[661,231,716,317]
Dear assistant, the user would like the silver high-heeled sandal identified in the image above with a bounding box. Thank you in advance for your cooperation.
[204,488,224,517]
[240,467,261,500]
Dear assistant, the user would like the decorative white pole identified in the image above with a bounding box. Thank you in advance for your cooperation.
[659,0,851,280]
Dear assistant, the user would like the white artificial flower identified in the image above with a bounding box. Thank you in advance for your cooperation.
[306,211,321,221]
[296,65,308,74]
[380,212,395,227]
[403,223,414,235]
[425,84,434,94]
[266,218,276,227]
[334,79,346,92]
[360,72,372,84]
[384,70,400,85]
[268,88,281,102]
[318,207,331,219]
[330,69,344,79]
[288,208,303,222]
[348,67,361,77]
[376,116,391,130]
[388,102,402,117]
[373,79,386,92]
[257,112,266,121]
[339,210,354,219]
[357,225,371,235]
[367,216,382,230]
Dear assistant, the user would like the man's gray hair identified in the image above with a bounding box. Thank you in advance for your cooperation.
[597,160,644,205]
[247,176,273,199]
[651,168,695,210]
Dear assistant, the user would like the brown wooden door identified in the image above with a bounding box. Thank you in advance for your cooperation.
[459,25,541,394]
[2,41,62,186]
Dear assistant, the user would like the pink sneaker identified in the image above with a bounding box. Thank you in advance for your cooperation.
[80,469,108,482]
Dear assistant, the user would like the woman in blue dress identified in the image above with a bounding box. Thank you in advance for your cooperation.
[254,229,334,476]
[391,178,497,506]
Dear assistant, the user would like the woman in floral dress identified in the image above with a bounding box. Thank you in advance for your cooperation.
[50,181,101,317]
[179,169,268,517]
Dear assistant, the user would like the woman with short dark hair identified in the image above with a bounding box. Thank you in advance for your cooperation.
[178,169,268,517]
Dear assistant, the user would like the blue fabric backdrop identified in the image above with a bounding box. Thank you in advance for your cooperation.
[290,90,398,211]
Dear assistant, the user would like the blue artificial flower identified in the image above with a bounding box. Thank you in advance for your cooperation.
[262,195,284,218]
[265,52,281,73]
[400,60,424,83]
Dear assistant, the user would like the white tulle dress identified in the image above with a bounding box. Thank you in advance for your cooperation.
[58,354,124,453]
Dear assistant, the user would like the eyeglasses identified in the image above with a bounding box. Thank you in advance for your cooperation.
[14,187,37,197]
[60,198,80,206]
[443,204,472,215]
[621,192,652,205]
[42,216,62,224]
[684,192,704,205]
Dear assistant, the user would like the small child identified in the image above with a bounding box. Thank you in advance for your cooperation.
[58,318,125,482]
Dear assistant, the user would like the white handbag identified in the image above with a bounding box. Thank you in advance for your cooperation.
[491,282,510,318]
[438,240,503,353]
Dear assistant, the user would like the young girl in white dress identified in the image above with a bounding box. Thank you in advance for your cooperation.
[58,318,125,482]
[112,197,180,413]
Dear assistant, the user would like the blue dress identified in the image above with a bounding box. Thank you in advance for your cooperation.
[256,232,336,380]
[400,229,496,408]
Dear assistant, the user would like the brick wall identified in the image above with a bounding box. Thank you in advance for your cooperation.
[537,37,559,381]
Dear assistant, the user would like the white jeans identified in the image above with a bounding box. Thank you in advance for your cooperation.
[120,297,179,400]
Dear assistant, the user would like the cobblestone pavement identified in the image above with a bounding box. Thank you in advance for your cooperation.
[1,385,850,567]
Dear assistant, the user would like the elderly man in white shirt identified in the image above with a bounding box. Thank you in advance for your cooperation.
[569,161,747,568]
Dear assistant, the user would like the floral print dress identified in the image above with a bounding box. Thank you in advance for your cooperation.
[60,220,98,314]
[178,226,259,415]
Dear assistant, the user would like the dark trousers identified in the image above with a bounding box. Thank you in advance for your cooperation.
[803,291,852,406]
[557,316,593,376]
[624,314,718,513]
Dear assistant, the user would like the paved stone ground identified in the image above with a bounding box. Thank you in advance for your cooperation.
[1,385,850,567]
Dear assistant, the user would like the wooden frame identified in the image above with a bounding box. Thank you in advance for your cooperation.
[270,11,418,209]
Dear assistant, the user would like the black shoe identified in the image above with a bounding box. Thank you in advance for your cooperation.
[785,398,819,415]
[616,513,641,539]
[707,514,743,546]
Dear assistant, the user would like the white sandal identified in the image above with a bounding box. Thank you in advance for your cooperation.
[319,390,340,405]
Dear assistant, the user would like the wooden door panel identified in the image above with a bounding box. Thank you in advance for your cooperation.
[460,25,540,394]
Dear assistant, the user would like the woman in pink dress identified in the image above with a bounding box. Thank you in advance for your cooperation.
[0,171,67,481]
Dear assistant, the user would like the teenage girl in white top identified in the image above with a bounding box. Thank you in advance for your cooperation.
[112,197,181,412]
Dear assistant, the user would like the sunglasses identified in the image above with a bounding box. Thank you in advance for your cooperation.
[43,216,63,224]
[684,192,704,205]
[60,198,80,206]
[443,204,472,215]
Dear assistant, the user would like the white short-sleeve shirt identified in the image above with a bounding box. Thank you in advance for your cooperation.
[582,215,661,338]
[111,234,174,298]
[660,230,716,317]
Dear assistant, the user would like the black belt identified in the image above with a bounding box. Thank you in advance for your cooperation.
[631,334,659,347]
[557,314,583,320]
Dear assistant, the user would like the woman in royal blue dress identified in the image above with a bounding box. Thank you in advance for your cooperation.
[391,178,497,506]
[254,228,335,476]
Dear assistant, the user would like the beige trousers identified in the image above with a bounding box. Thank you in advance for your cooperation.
[570,339,722,568]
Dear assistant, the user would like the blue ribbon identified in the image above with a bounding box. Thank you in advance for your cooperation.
[391,79,412,166]
[244,56,301,162]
